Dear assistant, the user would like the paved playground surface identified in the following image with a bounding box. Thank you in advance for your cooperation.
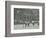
[14,23,39,30]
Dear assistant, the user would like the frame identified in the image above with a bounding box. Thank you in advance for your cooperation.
[5,1,45,37]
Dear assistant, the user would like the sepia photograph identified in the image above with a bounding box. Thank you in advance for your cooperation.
[14,8,39,30]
